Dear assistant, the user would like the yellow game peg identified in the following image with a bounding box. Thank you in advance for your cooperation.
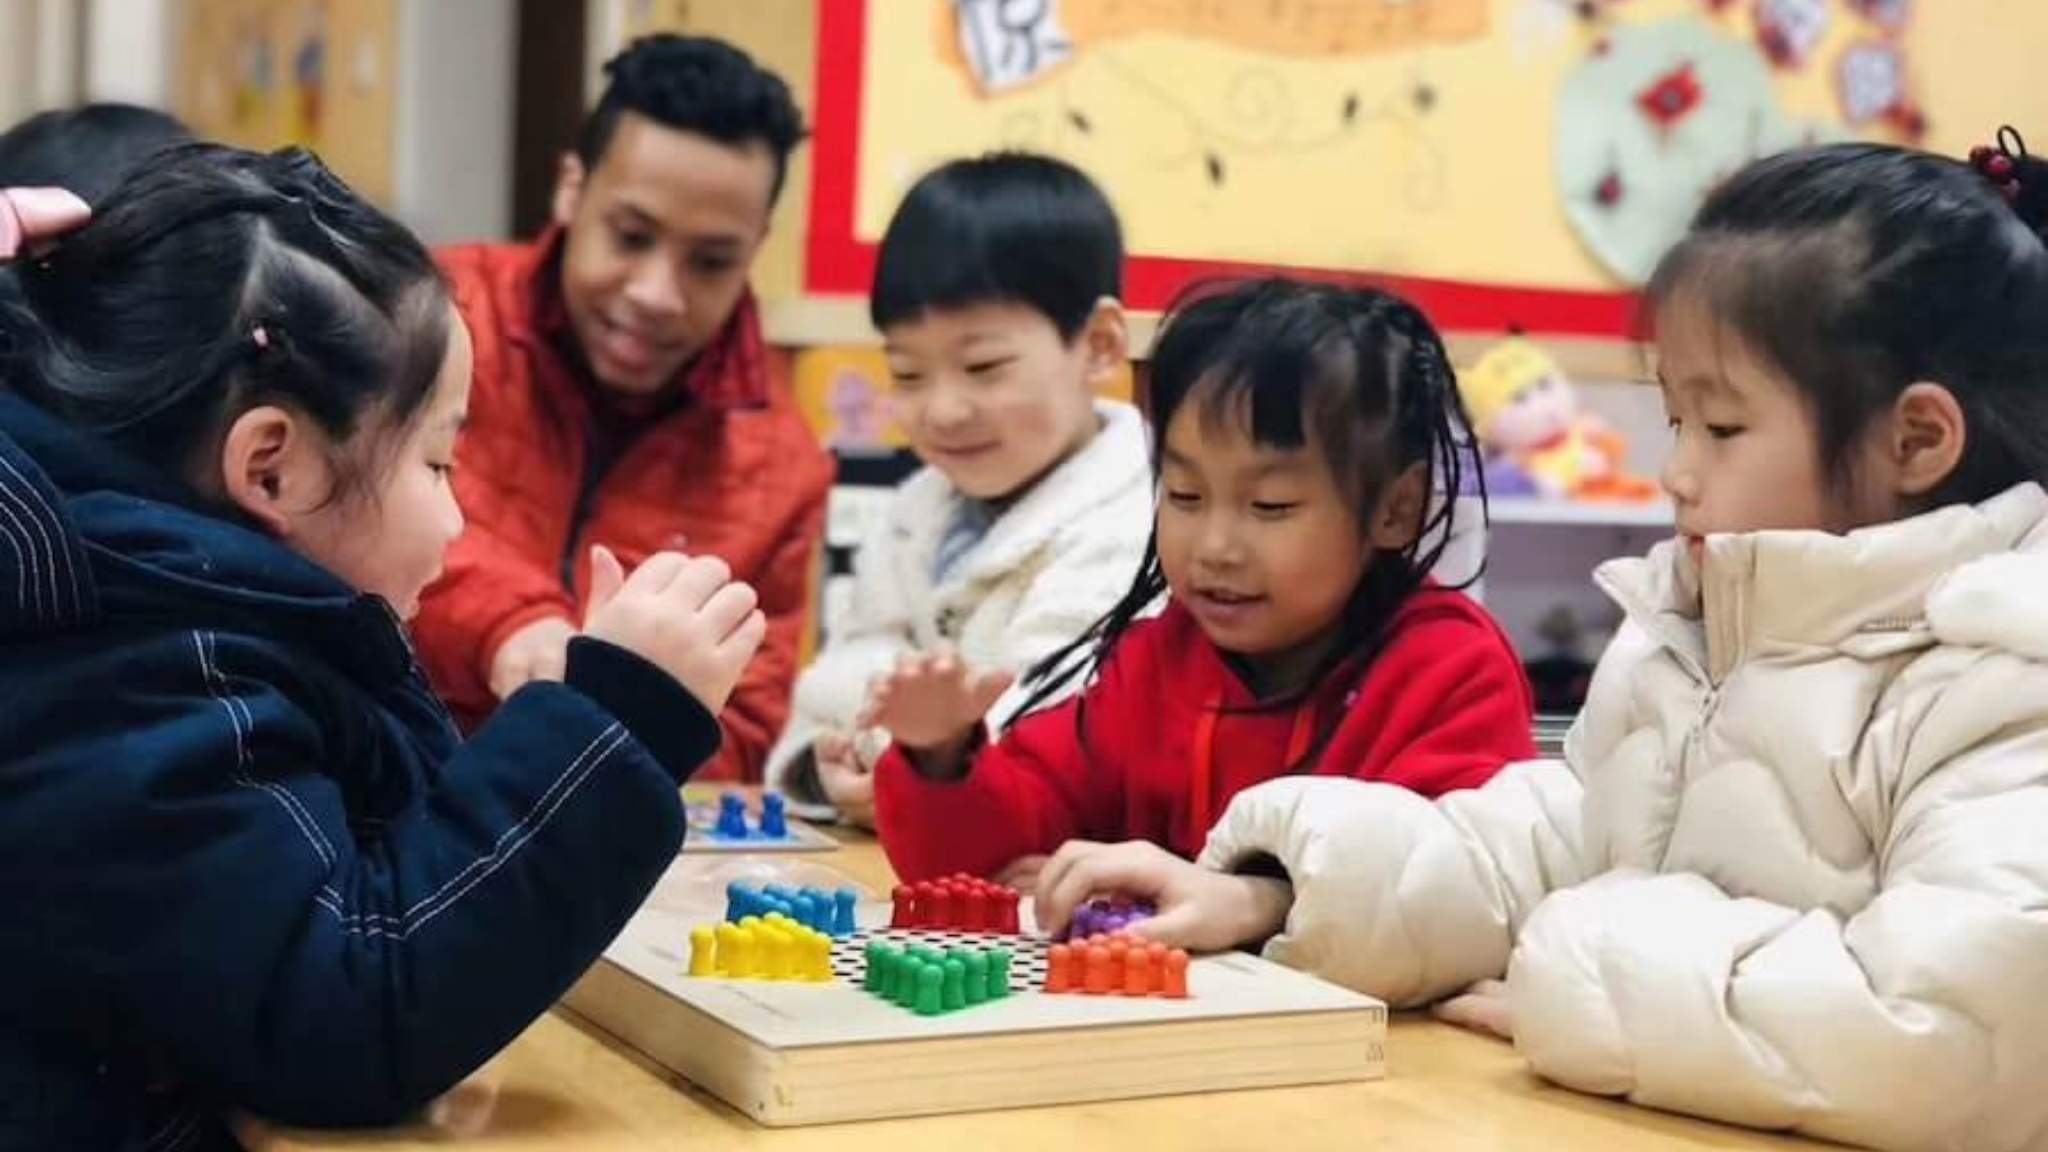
[805,931,834,982]
[688,925,716,977]
[760,924,796,980]
[713,923,742,976]
[723,923,757,978]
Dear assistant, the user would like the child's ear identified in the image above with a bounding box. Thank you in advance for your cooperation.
[1079,297,1129,389]
[1368,462,1429,552]
[219,406,328,536]
[1888,382,1967,499]
[550,152,588,229]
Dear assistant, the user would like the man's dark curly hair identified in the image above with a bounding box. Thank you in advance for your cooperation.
[576,34,808,203]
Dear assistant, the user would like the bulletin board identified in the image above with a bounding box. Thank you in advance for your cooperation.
[806,0,2048,338]
[172,0,398,205]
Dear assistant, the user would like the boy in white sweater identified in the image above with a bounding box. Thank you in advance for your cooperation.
[765,153,1150,826]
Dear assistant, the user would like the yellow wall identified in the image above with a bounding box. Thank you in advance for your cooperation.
[173,0,398,204]
[606,0,2048,303]
[856,0,2048,291]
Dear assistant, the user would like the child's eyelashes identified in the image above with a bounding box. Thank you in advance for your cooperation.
[1665,416,1745,441]
[1249,501,1300,519]
[1163,489,1202,509]
[964,356,1017,378]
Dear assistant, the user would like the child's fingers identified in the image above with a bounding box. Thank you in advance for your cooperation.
[994,853,1049,892]
[1031,840,1103,935]
[969,668,1017,711]
[1037,842,1155,935]
[582,544,626,627]
[1432,985,1514,1042]
[1127,901,1201,950]
[0,187,90,260]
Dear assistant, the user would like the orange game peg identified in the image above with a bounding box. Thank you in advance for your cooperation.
[1123,942,1154,996]
[1106,939,1130,991]
[1083,945,1114,994]
[1163,949,1190,999]
[1045,944,1074,993]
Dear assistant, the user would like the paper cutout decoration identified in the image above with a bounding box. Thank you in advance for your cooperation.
[1637,63,1704,130]
[1754,0,1831,69]
[1847,0,1912,31]
[948,0,1488,96]
[1556,16,1822,284]
[1837,40,1906,126]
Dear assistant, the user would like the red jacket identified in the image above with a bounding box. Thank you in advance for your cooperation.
[875,589,1536,881]
[413,233,833,783]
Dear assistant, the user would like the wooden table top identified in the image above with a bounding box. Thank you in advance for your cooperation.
[248,829,1827,1152]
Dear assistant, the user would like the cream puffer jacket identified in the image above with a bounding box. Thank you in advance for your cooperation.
[765,400,1152,799]
[1201,484,2048,1152]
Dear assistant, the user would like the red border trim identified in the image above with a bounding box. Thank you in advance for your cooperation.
[806,0,1641,338]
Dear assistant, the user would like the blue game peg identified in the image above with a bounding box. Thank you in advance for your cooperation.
[716,792,748,839]
[832,889,858,937]
[760,793,788,838]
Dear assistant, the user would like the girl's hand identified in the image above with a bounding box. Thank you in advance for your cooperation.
[995,853,1050,893]
[488,616,577,700]
[1033,839,1292,954]
[858,652,1013,777]
[580,546,765,713]
[0,187,90,261]
[815,731,875,829]
[1433,979,1514,1042]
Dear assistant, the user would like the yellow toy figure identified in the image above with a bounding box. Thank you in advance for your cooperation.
[1458,337,1658,503]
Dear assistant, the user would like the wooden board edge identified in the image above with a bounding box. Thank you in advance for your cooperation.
[563,956,1385,1127]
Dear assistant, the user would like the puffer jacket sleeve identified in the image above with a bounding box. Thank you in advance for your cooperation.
[1506,652,2048,1152]
[764,496,918,795]
[1198,761,1584,1007]
[982,490,1152,730]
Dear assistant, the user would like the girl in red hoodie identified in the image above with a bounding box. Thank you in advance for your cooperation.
[868,279,1535,951]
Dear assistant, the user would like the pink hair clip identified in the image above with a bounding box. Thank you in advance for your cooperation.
[251,325,270,350]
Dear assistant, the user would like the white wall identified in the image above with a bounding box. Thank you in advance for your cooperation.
[1,0,82,129]
[48,0,514,243]
[393,0,514,243]
[83,0,170,106]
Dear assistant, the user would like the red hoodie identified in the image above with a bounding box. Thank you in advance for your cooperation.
[875,589,1536,881]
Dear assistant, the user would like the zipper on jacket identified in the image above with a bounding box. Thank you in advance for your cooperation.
[559,432,607,596]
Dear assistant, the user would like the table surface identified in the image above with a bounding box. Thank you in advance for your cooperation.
[250,829,1831,1152]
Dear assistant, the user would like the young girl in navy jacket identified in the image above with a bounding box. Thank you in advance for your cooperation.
[0,149,761,1150]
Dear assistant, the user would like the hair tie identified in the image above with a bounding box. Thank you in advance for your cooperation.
[1969,126,2029,205]
[251,325,270,350]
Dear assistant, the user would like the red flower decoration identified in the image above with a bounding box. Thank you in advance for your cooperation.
[1637,63,1703,130]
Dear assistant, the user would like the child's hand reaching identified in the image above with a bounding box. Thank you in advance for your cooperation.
[1032,840,1292,955]
[0,187,90,261]
[815,731,875,829]
[1433,979,1514,1042]
[858,652,1013,778]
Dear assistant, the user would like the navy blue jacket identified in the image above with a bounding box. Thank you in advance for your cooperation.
[0,392,717,1151]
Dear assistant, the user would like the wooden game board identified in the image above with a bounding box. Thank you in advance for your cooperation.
[562,862,1387,1126]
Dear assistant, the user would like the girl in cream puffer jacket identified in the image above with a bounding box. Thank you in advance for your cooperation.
[1181,137,2048,1152]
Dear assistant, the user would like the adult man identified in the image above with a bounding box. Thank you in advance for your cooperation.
[416,35,831,783]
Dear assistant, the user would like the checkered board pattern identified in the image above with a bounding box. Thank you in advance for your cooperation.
[829,927,1054,992]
